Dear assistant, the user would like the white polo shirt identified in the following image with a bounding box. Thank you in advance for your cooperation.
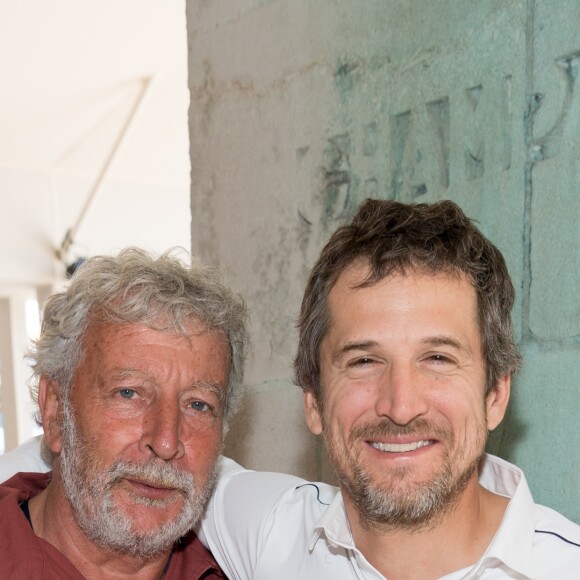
[199,454,580,579]
[2,438,579,578]
[0,436,49,482]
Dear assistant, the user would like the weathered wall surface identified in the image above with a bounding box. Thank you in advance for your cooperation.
[188,1,579,522]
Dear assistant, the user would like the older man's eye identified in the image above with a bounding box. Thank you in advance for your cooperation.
[119,389,136,399]
[189,400,211,413]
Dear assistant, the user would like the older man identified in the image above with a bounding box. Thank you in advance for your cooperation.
[3,202,580,579]
[0,248,247,579]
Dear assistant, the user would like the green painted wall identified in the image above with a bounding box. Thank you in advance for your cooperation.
[188,0,579,522]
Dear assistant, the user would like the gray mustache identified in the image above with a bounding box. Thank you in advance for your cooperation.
[107,460,195,494]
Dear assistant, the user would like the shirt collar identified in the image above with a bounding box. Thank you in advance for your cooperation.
[470,454,535,579]
[309,491,355,551]
[309,454,536,579]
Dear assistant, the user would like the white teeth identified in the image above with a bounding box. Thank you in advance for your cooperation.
[370,440,433,453]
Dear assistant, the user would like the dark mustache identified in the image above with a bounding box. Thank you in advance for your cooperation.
[350,417,452,443]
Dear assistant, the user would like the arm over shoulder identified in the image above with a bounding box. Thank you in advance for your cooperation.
[198,456,311,580]
[0,436,49,482]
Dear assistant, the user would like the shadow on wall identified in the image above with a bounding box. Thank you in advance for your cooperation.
[223,384,327,482]
[486,373,528,461]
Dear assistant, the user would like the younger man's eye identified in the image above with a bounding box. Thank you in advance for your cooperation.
[350,357,374,366]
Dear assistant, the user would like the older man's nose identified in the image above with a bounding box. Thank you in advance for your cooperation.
[140,401,185,461]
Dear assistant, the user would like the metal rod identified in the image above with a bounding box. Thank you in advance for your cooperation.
[59,75,156,260]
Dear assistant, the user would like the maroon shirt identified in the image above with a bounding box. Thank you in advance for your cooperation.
[0,472,225,579]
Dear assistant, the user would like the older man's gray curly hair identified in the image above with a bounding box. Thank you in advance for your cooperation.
[28,248,248,427]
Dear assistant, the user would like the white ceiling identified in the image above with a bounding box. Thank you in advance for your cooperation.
[0,0,191,286]
[0,0,189,184]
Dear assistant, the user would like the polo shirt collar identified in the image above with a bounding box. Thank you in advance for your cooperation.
[309,491,354,551]
[470,454,535,579]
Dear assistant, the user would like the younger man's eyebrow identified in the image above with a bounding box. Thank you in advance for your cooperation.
[420,335,472,355]
[332,340,379,361]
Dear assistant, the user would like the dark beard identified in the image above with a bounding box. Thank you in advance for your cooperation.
[324,416,487,531]
[342,451,482,531]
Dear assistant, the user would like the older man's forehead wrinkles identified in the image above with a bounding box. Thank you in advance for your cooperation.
[111,368,140,377]
[109,368,149,381]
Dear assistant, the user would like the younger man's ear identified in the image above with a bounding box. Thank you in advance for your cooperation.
[303,390,323,435]
[38,377,63,454]
[486,374,511,431]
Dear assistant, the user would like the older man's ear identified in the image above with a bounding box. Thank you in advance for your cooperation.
[38,376,63,454]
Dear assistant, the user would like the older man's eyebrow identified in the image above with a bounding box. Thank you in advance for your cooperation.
[191,381,225,401]
[108,370,225,400]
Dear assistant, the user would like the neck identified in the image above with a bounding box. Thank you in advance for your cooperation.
[343,476,509,580]
[29,481,172,580]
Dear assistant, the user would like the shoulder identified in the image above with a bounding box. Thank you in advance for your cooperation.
[199,456,340,579]
[0,506,42,578]
[207,456,338,531]
[0,478,84,579]
[0,436,49,483]
[532,503,580,573]
[213,456,338,518]
[534,503,580,549]
[0,471,51,502]
[167,531,225,579]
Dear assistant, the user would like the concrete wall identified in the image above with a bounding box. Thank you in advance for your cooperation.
[187,1,580,522]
